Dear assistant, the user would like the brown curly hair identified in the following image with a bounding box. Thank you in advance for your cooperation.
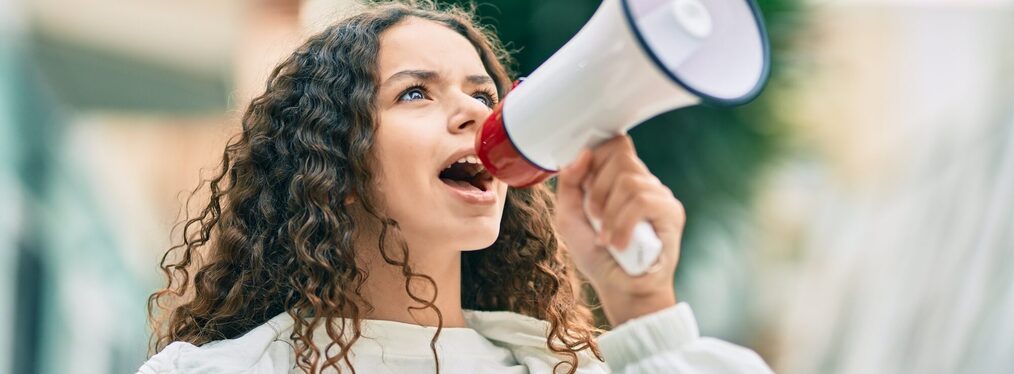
[147,1,604,373]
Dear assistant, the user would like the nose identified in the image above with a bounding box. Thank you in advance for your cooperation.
[447,94,492,135]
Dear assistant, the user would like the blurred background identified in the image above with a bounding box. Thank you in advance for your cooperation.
[1,0,1013,372]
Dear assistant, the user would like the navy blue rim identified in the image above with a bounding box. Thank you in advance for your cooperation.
[619,0,772,107]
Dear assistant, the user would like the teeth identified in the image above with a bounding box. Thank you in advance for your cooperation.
[440,155,487,180]
[445,155,485,171]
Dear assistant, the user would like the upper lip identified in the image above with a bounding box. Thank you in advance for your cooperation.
[438,147,481,174]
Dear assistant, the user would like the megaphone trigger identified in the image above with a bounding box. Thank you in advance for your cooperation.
[581,184,665,276]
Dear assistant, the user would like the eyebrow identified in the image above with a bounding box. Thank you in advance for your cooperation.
[381,69,495,87]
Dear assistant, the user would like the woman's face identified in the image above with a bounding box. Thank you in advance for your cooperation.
[371,18,509,252]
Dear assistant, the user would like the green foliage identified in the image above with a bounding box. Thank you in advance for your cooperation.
[451,0,798,248]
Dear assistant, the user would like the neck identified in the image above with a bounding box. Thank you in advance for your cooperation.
[353,226,466,328]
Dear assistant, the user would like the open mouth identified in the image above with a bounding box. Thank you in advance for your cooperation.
[439,156,493,192]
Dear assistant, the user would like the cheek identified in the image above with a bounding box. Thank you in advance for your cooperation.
[372,113,439,209]
[498,184,509,204]
[375,143,430,196]
[375,114,431,172]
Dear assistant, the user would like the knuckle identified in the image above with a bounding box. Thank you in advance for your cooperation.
[633,193,653,207]
[621,135,635,148]
[672,198,687,222]
[604,136,635,156]
[618,173,653,193]
[638,175,659,189]
[637,158,649,171]
[661,183,673,196]
[619,173,640,190]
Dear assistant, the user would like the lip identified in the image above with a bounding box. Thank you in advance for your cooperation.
[437,147,497,205]
[439,179,497,205]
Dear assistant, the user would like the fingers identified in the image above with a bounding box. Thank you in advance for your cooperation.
[604,191,684,249]
[555,149,593,212]
[576,135,682,249]
[597,173,660,243]
[586,135,648,219]
[591,134,637,163]
[558,149,592,191]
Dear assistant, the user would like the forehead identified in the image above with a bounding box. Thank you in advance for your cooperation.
[377,18,487,80]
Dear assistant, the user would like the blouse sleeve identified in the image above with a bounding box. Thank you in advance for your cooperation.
[136,342,193,374]
[596,302,773,374]
[135,336,295,373]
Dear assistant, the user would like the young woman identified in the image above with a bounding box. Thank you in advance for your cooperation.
[140,2,772,373]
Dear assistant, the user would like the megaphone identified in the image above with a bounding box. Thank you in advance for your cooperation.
[476,0,770,275]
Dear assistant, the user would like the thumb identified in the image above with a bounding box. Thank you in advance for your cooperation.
[556,150,593,210]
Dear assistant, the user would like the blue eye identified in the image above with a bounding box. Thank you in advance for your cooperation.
[473,91,497,108]
[399,88,426,102]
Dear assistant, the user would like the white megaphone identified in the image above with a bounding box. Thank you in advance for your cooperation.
[476,0,770,275]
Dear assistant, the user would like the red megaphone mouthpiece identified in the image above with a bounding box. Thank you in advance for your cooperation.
[475,100,554,188]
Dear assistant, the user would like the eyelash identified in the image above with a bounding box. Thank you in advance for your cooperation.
[397,82,498,108]
[398,82,430,102]
[472,88,498,108]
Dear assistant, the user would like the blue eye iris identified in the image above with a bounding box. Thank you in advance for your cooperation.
[400,88,425,102]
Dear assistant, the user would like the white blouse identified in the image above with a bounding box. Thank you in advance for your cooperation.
[137,302,772,373]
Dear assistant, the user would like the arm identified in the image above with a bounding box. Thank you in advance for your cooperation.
[597,302,773,374]
[555,135,772,373]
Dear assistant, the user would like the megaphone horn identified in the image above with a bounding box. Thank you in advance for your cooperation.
[476,0,771,275]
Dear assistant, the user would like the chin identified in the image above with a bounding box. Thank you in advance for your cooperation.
[457,222,501,251]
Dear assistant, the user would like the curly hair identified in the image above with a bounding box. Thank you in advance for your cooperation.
[147,1,604,373]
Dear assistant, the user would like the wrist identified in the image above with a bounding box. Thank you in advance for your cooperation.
[598,288,677,327]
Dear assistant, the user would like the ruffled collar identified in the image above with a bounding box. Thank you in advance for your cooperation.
[260,309,556,356]
[153,309,606,373]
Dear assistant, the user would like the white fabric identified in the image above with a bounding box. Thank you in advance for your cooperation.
[137,302,772,373]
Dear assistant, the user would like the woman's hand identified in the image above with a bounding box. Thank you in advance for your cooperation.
[554,135,686,326]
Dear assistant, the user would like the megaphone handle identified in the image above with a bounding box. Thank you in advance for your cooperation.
[582,188,664,276]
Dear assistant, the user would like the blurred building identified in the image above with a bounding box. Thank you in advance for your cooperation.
[1,0,305,372]
[757,1,1014,373]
